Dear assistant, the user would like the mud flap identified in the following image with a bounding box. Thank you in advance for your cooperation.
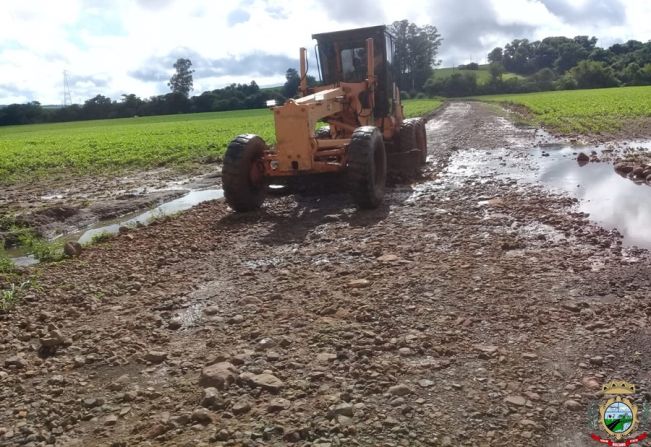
[387,149,423,177]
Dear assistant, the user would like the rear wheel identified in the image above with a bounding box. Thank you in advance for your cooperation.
[347,126,386,209]
[414,120,427,165]
[222,134,267,212]
[399,118,427,166]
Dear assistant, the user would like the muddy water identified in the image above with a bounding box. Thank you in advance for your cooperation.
[73,189,223,244]
[6,189,223,266]
[445,144,651,248]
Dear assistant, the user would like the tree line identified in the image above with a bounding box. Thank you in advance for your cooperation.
[0,20,441,126]
[425,36,651,97]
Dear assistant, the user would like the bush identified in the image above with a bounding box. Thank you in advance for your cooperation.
[570,61,619,89]
[400,91,411,100]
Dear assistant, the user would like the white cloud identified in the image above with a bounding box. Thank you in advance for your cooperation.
[0,0,649,104]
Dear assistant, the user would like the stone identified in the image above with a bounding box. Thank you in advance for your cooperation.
[257,338,275,350]
[104,415,118,426]
[245,373,285,393]
[168,318,183,330]
[191,408,213,425]
[522,353,538,360]
[377,254,399,262]
[146,423,170,439]
[614,162,635,174]
[418,379,434,388]
[333,402,354,417]
[199,362,239,389]
[589,356,603,366]
[4,356,27,369]
[576,152,590,164]
[268,398,291,412]
[388,384,412,396]
[228,314,245,324]
[582,377,601,390]
[204,306,220,316]
[232,399,251,415]
[143,351,168,364]
[316,352,338,363]
[563,400,582,411]
[200,387,225,410]
[504,395,527,407]
[348,279,371,289]
[64,241,83,257]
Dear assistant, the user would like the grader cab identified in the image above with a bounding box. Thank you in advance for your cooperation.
[222,25,427,212]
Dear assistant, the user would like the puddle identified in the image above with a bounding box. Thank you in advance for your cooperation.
[443,143,651,248]
[73,189,223,245]
[5,189,223,266]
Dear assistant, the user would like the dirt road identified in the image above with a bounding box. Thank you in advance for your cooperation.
[1,102,650,447]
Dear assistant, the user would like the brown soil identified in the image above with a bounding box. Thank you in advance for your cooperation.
[1,102,650,447]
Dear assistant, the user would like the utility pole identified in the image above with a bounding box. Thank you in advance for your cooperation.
[63,70,72,106]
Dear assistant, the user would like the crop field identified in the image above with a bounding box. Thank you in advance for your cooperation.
[0,99,442,184]
[476,86,651,134]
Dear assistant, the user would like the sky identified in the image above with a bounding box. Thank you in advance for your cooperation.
[0,0,649,105]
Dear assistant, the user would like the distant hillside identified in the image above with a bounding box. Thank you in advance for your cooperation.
[432,64,523,85]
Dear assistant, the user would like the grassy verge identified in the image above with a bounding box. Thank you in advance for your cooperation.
[474,86,651,134]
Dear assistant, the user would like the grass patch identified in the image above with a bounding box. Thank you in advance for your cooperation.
[474,85,651,134]
[0,281,30,312]
[89,232,114,245]
[403,99,444,118]
[18,234,64,263]
[0,255,15,274]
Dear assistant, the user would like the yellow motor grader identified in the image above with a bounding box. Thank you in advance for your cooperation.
[222,25,427,212]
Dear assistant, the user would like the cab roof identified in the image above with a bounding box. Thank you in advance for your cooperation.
[312,25,392,42]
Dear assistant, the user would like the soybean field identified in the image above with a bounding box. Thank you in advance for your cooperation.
[0,99,442,184]
[476,85,651,134]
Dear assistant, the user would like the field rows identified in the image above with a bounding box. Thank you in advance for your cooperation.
[477,86,651,134]
[0,99,442,184]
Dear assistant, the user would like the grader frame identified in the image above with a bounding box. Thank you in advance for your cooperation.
[222,25,427,212]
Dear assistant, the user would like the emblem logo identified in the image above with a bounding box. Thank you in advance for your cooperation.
[589,380,648,446]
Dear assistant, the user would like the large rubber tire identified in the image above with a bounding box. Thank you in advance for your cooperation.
[347,126,387,209]
[399,118,427,166]
[222,134,267,212]
[315,125,331,139]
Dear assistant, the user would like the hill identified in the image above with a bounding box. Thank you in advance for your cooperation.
[431,64,523,85]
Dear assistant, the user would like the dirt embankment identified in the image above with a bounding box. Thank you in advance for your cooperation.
[1,102,650,447]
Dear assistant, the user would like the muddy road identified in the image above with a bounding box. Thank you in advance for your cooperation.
[1,102,651,447]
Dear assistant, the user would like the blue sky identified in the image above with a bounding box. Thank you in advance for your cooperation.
[0,0,649,104]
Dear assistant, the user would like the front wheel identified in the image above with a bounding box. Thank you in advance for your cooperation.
[347,126,387,209]
[222,134,267,212]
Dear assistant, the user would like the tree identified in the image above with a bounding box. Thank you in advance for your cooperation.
[390,20,442,91]
[487,47,504,65]
[282,68,300,99]
[168,58,194,97]
[489,63,505,81]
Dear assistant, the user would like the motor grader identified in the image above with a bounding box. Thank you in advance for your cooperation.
[222,25,427,212]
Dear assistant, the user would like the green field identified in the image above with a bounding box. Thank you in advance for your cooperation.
[432,65,523,85]
[0,99,442,184]
[476,86,651,134]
